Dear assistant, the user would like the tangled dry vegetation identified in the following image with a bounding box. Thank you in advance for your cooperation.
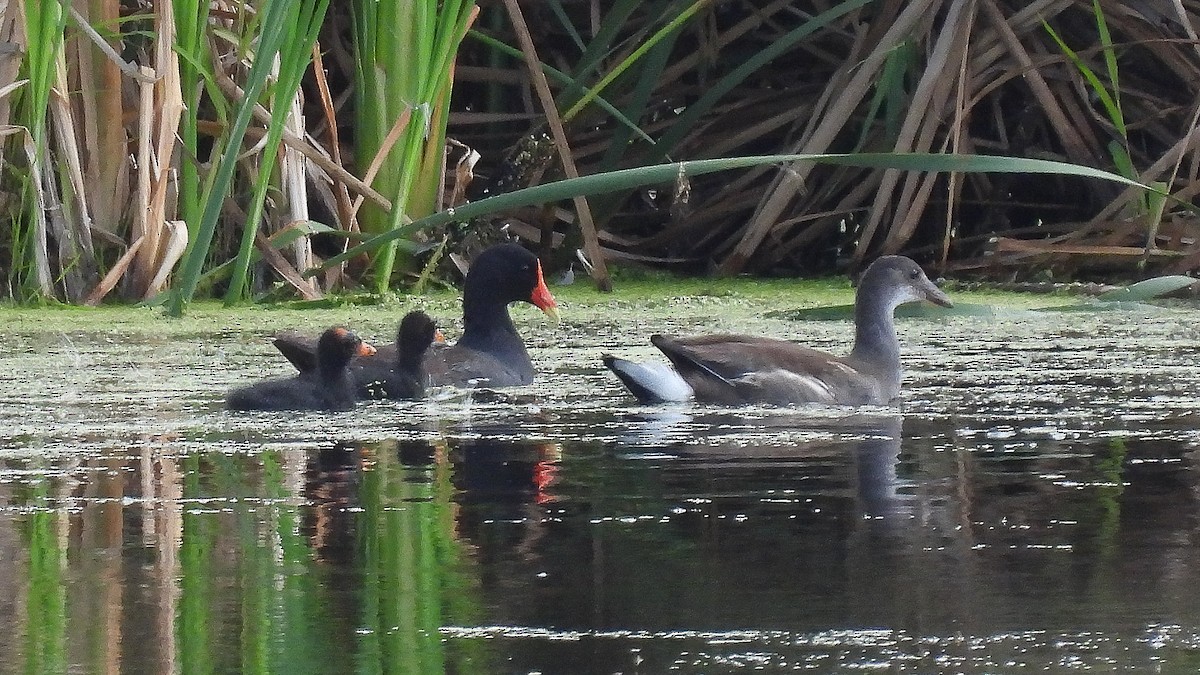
[2,0,1199,308]
[456,0,1200,279]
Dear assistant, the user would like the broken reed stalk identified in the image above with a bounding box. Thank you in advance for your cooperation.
[502,0,611,291]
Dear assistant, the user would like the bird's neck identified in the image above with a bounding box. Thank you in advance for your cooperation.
[397,350,423,371]
[850,290,901,374]
[318,357,351,382]
[460,295,530,364]
[316,363,355,406]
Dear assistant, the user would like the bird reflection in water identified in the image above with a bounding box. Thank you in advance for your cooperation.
[615,409,911,527]
[302,438,563,562]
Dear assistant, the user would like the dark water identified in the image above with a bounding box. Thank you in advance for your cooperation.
[3,306,1200,672]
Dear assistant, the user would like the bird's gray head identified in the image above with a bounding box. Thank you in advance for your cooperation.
[859,256,953,310]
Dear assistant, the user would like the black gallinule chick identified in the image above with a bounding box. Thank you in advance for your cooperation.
[227,327,376,411]
[273,243,559,391]
[358,310,441,399]
[604,255,952,405]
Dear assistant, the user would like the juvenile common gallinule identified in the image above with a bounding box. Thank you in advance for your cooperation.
[226,327,376,411]
[357,310,440,399]
[603,255,952,405]
[273,243,559,391]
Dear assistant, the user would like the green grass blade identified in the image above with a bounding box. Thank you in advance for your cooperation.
[224,0,332,304]
[1093,0,1120,116]
[562,0,709,122]
[1108,140,1135,181]
[18,0,67,299]
[561,0,641,93]
[857,41,915,149]
[546,0,586,52]
[468,30,654,145]
[1043,19,1125,139]
[354,0,479,292]
[308,152,1154,274]
[599,32,678,169]
[646,0,874,162]
[174,0,213,268]
[168,0,321,315]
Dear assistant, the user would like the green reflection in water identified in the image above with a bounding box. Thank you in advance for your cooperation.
[22,481,66,675]
[180,454,215,675]
[170,444,486,674]
[356,442,486,674]
[1093,438,1128,552]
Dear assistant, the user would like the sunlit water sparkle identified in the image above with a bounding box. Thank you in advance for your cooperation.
[1,306,1200,672]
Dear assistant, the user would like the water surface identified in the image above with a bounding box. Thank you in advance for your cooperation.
[2,298,1200,672]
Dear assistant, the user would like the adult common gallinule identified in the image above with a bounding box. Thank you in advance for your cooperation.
[273,243,559,391]
[226,327,376,411]
[603,256,952,405]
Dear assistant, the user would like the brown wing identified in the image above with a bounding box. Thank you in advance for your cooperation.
[273,331,320,373]
[651,334,881,405]
[274,331,398,374]
[275,332,530,389]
